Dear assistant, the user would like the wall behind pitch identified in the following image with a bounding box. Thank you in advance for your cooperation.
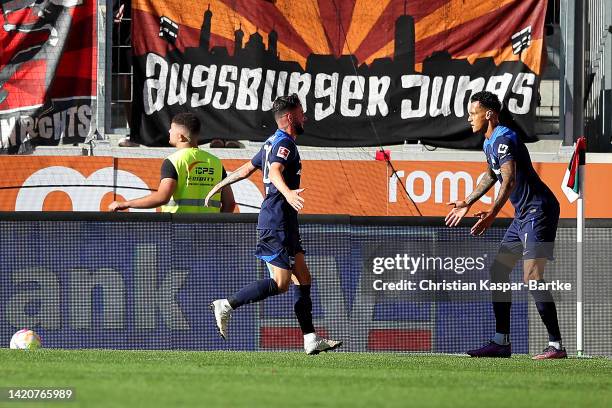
[0,216,534,353]
[1,157,612,218]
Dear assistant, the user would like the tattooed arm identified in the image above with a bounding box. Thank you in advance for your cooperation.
[466,166,497,205]
[445,165,497,227]
[470,160,516,235]
[489,160,516,216]
[204,161,257,207]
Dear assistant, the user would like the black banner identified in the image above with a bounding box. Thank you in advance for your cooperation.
[132,1,547,148]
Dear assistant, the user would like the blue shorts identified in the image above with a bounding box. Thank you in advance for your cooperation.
[255,228,304,270]
[500,207,559,260]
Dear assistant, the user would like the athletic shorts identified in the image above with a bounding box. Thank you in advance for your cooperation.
[254,227,305,270]
[500,206,560,260]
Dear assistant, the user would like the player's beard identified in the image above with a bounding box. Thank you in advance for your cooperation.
[294,123,305,135]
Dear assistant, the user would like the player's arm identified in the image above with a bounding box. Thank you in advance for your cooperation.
[108,178,176,211]
[471,160,516,235]
[489,160,516,216]
[445,165,496,227]
[220,185,236,213]
[204,161,257,207]
[268,162,304,211]
[466,166,497,205]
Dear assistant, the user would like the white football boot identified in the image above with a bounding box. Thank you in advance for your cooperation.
[210,299,232,340]
[304,334,343,355]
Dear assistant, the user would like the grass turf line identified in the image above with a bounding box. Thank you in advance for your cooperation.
[0,350,610,408]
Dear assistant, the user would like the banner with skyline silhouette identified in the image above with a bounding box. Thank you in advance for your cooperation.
[131,0,547,148]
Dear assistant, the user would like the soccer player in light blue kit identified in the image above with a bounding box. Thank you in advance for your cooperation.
[446,91,566,359]
[205,94,342,355]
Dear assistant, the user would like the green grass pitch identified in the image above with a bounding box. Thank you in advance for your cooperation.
[0,349,610,408]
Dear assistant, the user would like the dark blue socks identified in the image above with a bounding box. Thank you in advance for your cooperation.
[228,278,279,309]
[490,256,514,336]
[293,285,315,335]
[530,280,562,342]
[493,302,512,336]
[227,280,315,337]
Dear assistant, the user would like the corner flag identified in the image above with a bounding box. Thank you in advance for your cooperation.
[561,136,586,203]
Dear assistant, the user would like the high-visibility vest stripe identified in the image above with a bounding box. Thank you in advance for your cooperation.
[165,198,221,208]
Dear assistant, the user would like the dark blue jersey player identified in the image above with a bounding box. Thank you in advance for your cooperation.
[205,94,342,355]
[446,91,566,360]
[252,130,302,229]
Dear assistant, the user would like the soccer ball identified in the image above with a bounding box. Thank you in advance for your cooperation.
[10,329,42,350]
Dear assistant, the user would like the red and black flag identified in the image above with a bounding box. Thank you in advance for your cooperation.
[561,136,586,203]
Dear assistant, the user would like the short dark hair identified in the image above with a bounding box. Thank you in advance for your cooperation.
[172,112,201,136]
[470,91,502,113]
[272,94,302,119]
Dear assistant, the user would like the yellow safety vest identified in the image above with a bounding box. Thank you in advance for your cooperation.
[161,147,224,213]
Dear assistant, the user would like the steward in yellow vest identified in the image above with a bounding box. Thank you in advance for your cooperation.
[160,147,226,213]
[108,113,235,213]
